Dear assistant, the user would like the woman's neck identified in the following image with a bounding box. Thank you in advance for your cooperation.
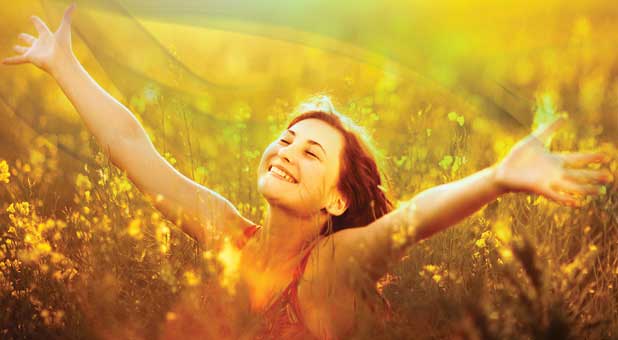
[256,204,326,271]
[242,205,328,311]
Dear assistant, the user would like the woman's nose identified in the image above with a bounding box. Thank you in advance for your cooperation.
[277,144,296,163]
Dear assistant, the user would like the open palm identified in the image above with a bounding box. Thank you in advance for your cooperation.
[2,3,76,73]
[494,117,613,207]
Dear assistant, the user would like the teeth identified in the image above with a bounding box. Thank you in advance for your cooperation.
[270,166,295,183]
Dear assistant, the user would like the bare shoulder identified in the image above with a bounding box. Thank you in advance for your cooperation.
[296,233,376,339]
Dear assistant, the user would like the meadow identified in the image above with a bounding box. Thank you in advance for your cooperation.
[1,1,617,339]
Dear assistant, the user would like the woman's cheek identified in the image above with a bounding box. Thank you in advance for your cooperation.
[304,164,329,193]
[260,144,278,169]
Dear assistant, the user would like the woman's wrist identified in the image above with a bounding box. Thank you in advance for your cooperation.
[489,163,510,196]
[48,49,79,79]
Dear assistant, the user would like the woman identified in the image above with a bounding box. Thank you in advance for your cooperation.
[3,4,613,339]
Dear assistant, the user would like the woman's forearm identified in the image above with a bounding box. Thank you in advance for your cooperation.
[409,165,507,241]
[49,52,149,163]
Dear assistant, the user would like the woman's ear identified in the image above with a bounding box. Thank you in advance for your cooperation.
[325,193,348,216]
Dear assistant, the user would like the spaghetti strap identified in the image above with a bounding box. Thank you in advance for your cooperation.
[286,247,313,325]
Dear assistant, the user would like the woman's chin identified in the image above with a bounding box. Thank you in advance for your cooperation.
[258,172,294,191]
[257,176,285,199]
[258,177,301,206]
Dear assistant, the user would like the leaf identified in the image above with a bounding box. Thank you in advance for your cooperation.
[439,155,453,170]
[394,155,408,167]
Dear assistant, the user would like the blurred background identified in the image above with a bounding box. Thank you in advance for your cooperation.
[1,0,617,339]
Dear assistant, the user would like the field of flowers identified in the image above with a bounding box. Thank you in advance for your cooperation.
[1,0,618,339]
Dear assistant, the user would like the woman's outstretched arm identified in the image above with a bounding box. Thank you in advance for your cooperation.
[299,117,613,338]
[299,163,507,338]
[308,117,613,286]
[2,4,252,245]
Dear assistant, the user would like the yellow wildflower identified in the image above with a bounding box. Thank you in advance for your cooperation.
[128,219,142,239]
[151,212,161,223]
[447,111,465,126]
[423,264,438,273]
[203,250,214,260]
[36,242,52,254]
[492,220,512,243]
[499,247,514,263]
[53,310,65,325]
[184,270,201,286]
[0,160,10,183]
[7,202,30,216]
[156,224,170,254]
[75,173,92,191]
[218,238,241,294]
[391,228,407,248]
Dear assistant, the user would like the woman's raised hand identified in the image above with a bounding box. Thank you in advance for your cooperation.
[2,3,76,74]
[493,116,614,207]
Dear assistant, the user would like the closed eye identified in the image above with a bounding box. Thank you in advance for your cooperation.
[278,138,320,160]
[306,151,318,159]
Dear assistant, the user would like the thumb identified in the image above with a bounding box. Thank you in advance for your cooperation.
[532,115,566,145]
[58,3,76,33]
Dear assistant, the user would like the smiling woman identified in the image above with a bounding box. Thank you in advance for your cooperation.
[2,3,615,340]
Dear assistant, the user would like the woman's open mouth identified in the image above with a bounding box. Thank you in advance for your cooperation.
[268,165,297,184]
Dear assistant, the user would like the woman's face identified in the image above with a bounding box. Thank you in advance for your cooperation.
[257,118,345,217]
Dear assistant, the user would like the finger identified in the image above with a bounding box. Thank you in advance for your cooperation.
[13,45,29,54]
[18,33,36,45]
[551,179,604,196]
[30,15,51,36]
[58,3,77,33]
[544,191,580,207]
[541,189,579,207]
[559,151,610,167]
[563,168,614,184]
[532,116,566,144]
[2,55,28,65]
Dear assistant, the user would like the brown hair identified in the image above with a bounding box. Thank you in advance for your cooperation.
[286,95,393,235]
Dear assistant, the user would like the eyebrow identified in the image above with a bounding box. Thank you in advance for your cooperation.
[286,129,327,157]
